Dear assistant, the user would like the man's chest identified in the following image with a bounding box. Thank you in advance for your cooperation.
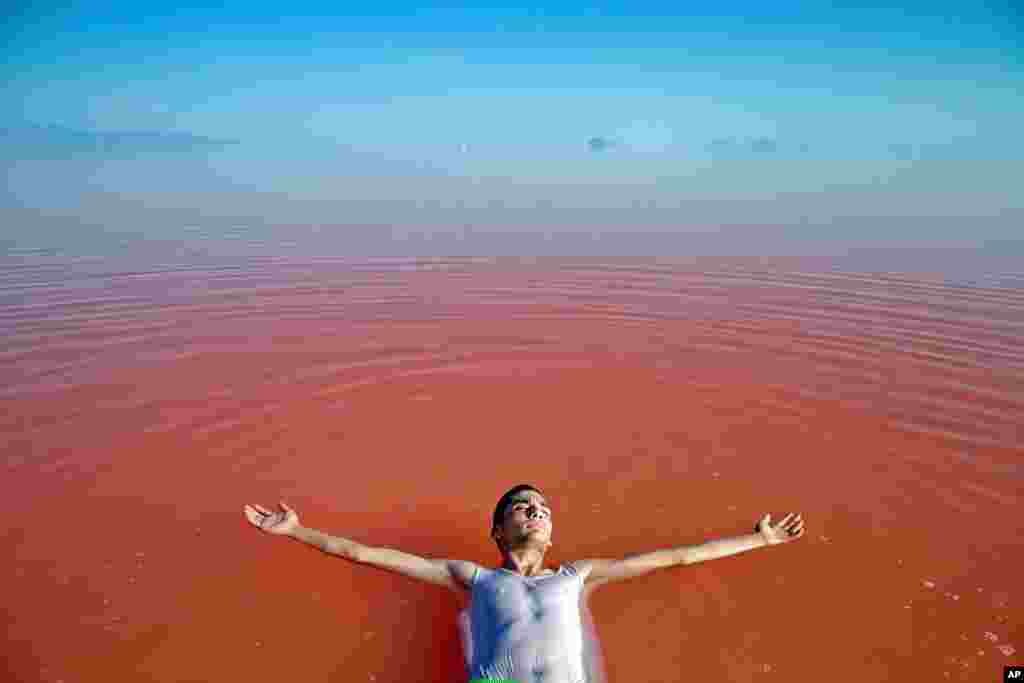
[479,575,580,621]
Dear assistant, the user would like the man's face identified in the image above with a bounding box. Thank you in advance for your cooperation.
[493,490,553,552]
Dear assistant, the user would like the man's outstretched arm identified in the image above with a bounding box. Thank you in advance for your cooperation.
[576,512,804,588]
[244,501,478,594]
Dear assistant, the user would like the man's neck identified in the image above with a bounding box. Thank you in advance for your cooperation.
[500,549,549,577]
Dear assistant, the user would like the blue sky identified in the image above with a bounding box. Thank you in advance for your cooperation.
[3,1,1022,247]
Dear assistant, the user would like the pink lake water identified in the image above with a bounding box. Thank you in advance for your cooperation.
[2,233,1022,683]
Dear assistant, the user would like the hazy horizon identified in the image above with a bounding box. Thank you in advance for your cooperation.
[4,2,1022,252]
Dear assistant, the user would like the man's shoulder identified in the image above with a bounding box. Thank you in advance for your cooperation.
[562,559,618,586]
[559,562,582,576]
[446,560,484,589]
[562,560,591,576]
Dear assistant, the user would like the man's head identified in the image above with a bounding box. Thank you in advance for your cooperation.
[491,484,553,555]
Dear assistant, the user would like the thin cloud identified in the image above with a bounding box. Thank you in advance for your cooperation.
[0,124,239,160]
[887,142,916,159]
[587,136,616,152]
[707,136,783,154]
[750,136,777,153]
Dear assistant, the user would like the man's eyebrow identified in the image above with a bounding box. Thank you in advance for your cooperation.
[510,498,550,508]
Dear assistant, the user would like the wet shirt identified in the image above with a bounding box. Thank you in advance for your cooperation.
[464,563,586,683]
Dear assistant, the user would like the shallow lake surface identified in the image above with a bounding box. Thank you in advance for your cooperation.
[2,235,1022,682]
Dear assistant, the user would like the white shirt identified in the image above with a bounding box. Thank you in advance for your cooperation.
[461,563,590,683]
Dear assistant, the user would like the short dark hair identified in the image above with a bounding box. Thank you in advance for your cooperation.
[492,484,544,533]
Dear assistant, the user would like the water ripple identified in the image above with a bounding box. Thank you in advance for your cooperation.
[2,254,1021,454]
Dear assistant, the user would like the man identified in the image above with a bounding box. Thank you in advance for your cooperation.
[244,484,804,683]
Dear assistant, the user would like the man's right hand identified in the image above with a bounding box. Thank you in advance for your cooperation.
[244,501,300,536]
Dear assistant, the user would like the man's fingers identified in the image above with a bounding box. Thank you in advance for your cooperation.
[244,507,264,527]
[792,521,804,534]
[279,502,292,513]
[777,513,794,527]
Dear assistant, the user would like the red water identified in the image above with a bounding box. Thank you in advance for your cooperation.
[3,249,1022,683]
